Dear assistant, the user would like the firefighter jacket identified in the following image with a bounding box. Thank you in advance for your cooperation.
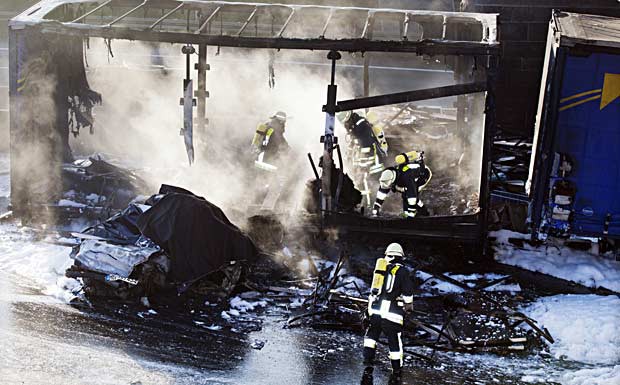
[345,112,388,158]
[251,119,290,163]
[368,262,414,325]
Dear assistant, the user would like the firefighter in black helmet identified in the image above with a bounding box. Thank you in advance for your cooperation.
[337,110,389,207]
[362,242,414,382]
[251,111,290,168]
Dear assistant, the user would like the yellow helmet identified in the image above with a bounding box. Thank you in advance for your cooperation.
[395,151,420,165]
[366,111,379,124]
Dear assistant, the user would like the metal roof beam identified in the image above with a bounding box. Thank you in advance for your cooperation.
[331,81,487,112]
[195,5,220,34]
[36,23,499,55]
[320,9,334,39]
[148,2,184,30]
[276,8,295,38]
[72,0,114,23]
[402,13,410,41]
[361,11,375,40]
[236,5,258,37]
[107,0,148,27]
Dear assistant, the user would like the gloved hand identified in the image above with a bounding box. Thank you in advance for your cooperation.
[371,209,379,217]
[361,308,370,329]
[404,303,414,313]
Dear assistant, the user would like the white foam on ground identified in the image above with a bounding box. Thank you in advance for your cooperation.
[491,230,620,292]
[520,294,620,384]
[523,294,620,365]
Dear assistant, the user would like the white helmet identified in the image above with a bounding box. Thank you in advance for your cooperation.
[385,242,404,257]
[336,111,351,124]
[272,111,287,122]
[379,169,396,189]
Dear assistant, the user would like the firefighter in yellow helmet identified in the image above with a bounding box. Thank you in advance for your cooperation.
[363,242,414,381]
[372,151,432,218]
[251,111,290,168]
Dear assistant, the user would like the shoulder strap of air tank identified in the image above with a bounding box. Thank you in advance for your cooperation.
[390,265,400,276]
[380,263,394,292]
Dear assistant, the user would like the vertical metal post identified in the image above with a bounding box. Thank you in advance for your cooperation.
[363,55,370,113]
[530,47,568,240]
[455,57,467,136]
[321,50,341,215]
[478,56,497,257]
[181,44,196,165]
[195,44,208,153]
[8,27,20,214]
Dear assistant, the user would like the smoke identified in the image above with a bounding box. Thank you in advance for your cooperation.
[69,37,485,222]
[11,49,63,224]
[71,40,358,219]
[363,93,485,215]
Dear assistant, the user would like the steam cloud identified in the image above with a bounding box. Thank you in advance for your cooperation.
[70,38,484,219]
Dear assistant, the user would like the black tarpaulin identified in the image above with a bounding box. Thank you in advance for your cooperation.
[137,192,258,284]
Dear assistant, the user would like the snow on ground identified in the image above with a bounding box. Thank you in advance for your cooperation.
[492,230,620,292]
[416,271,522,294]
[523,295,620,365]
[558,365,620,385]
[230,296,268,312]
[521,294,620,384]
[0,224,77,302]
[57,199,88,208]
[0,153,9,209]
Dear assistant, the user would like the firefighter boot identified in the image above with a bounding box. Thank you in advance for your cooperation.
[360,366,374,385]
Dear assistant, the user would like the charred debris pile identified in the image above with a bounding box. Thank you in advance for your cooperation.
[54,183,554,362]
[376,104,481,217]
[285,252,554,361]
[65,184,261,304]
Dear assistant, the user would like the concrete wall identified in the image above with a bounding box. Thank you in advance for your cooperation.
[465,0,620,137]
[0,1,38,151]
[383,1,620,138]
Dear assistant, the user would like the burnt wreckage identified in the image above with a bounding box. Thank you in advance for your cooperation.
[9,1,499,248]
[7,1,570,362]
[66,184,260,301]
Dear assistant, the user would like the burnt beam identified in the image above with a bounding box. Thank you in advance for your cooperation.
[330,81,487,112]
[36,23,500,55]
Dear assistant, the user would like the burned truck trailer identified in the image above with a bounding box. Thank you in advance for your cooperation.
[528,11,620,241]
[8,1,499,248]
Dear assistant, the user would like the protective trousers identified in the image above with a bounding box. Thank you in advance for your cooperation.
[363,314,404,372]
[396,168,419,217]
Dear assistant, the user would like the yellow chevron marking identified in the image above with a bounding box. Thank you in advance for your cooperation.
[559,95,601,112]
[560,88,601,104]
[600,73,620,110]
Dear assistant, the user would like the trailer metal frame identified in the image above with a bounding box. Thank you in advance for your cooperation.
[9,0,499,250]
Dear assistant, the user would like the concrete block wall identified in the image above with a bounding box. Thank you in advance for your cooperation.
[0,1,38,151]
[465,0,620,137]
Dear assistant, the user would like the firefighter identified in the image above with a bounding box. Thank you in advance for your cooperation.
[372,151,432,218]
[251,111,290,167]
[338,111,388,161]
[337,111,389,206]
[363,242,414,380]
